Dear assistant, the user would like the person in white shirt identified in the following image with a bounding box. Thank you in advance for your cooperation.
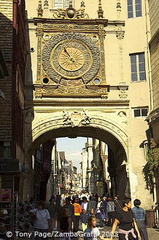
[81,197,88,211]
[30,201,51,240]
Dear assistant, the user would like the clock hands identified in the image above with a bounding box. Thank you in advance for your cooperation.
[64,48,75,63]
[64,47,70,57]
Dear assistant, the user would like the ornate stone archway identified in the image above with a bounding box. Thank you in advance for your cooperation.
[26,110,128,156]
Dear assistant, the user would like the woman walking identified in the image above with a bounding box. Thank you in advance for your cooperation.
[95,197,104,228]
[110,197,141,240]
[132,199,149,240]
[30,201,51,240]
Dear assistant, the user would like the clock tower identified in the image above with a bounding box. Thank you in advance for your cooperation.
[34,1,109,98]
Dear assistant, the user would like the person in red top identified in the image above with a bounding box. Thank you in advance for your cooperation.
[73,197,82,232]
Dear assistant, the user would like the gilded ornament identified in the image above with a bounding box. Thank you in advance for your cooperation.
[42,33,100,83]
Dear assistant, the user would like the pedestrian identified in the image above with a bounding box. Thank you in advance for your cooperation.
[61,194,66,206]
[114,195,122,211]
[80,209,89,231]
[64,197,74,218]
[84,216,108,240]
[46,196,58,230]
[107,197,115,226]
[63,197,74,231]
[59,207,72,232]
[73,197,82,232]
[132,199,149,240]
[95,197,104,228]
[56,194,61,207]
[87,196,97,215]
[110,197,141,240]
[81,197,88,212]
[30,201,51,240]
[102,196,108,224]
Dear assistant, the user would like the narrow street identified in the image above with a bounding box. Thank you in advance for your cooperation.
[1,1,159,240]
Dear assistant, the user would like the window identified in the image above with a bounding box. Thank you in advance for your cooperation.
[130,53,146,82]
[133,107,148,117]
[54,0,71,9]
[127,0,142,18]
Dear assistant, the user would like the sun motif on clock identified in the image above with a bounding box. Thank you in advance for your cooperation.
[58,47,84,71]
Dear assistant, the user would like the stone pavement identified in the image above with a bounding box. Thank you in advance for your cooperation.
[147,227,159,240]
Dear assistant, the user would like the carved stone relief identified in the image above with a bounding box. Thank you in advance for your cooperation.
[42,33,100,83]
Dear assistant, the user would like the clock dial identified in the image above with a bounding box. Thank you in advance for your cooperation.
[58,47,84,71]
[50,40,92,79]
[42,33,100,83]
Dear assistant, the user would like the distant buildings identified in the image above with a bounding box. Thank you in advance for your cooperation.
[46,144,82,198]
[81,138,110,196]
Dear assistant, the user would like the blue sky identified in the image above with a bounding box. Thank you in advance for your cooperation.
[57,137,87,172]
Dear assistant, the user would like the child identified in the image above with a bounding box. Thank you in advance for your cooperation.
[84,216,109,240]
[80,209,88,231]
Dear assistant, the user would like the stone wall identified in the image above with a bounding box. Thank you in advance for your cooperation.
[149,0,159,110]
[150,35,159,110]
[0,0,13,142]
[148,0,159,38]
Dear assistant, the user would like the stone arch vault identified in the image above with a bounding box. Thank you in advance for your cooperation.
[26,110,128,156]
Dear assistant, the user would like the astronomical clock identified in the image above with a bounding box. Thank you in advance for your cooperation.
[34,1,109,98]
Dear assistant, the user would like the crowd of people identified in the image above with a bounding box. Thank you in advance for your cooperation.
[27,193,149,240]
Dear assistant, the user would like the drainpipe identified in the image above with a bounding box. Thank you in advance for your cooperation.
[144,0,153,111]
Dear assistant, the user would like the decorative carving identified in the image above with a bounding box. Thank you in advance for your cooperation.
[28,113,128,156]
[63,111,72,126]
[25,111,34,124]
[118,83,128,99]
[116,2,121,9]
[37,0,43,17]
[44,0,49,9]
[53,1,89,19]
[42,33,100,83]
[63,110,91,127]
[81,1,85,8]
[98,0,104,19]
[116,0,122,19]
[116,30,125,40]
[81,111,92,125]
[34,83,109,98]
[116,26,125,39]
[118,111,127,124]
[76,2,89,19]
[42,24,105,31]
[36,26,43,83]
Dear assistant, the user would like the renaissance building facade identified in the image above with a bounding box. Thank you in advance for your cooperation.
[0,0,157,209]
[21,0,153,208]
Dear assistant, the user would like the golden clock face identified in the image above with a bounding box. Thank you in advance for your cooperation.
[42,33,100,83]
[58,47,84,71]
[50,40,92,79]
